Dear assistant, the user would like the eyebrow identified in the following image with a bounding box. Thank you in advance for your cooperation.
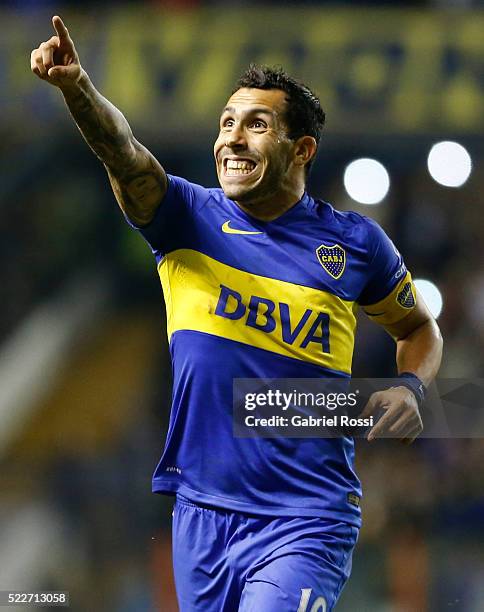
[221,106,275,117]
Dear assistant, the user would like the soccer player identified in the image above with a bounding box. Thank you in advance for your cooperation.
[31,16,443,611]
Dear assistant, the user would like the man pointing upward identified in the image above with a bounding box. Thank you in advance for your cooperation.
[31,16,442,611]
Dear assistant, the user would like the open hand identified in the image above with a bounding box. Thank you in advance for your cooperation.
[360,386,423,444]
[30,16,81,88]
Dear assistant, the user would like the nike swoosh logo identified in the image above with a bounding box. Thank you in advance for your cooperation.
[221,221,263,235]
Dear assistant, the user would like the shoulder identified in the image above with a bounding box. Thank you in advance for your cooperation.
[167,176,224,199]
[311,198,364,225]
[205,186,230,203]
[312,198,380,244]
[166,175,231,210]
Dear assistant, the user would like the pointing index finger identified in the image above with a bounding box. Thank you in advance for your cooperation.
[52,15,70,40]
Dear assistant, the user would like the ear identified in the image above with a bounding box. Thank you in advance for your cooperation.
[293,136,317,169]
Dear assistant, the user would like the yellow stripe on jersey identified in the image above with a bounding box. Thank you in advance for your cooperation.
[362,271,417,325]
[158,249,358,374]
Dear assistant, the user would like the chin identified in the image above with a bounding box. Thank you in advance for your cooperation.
[220,183,253,202]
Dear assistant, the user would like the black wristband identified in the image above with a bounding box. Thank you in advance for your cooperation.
[397,372,426,407]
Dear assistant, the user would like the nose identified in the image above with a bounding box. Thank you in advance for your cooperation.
[225,124,247,149]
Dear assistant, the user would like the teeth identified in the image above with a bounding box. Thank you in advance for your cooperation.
[226,160,255,171]
[226,168,253,175]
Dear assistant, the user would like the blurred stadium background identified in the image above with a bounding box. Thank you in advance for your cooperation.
[1,0,483,610]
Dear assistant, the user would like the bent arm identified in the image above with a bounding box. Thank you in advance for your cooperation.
[60,71,167,226]
[361,292,443,443]
[383,292,443,386]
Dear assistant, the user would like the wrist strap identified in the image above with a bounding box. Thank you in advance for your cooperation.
[397,372,426,407]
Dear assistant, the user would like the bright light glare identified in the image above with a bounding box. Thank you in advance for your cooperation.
[344,158,390,205]
[414,279,443,319]
[427,141,472,188]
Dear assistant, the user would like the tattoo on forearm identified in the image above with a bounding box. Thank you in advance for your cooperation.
[65,87,133,171]
[64,81,165,224]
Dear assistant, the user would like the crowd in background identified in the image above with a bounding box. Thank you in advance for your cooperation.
[1,1,483,610]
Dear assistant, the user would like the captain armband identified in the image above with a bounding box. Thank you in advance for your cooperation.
[362,272,417,326]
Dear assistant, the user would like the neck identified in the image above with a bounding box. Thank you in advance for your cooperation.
[235,185,305,222]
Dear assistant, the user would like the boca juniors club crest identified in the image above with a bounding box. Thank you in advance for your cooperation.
[397,282,416,308]
[316,244,346,279]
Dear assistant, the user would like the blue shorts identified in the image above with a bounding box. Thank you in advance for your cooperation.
[172,495,359,611]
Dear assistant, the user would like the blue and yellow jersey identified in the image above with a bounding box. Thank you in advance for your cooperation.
[132,175,417,525]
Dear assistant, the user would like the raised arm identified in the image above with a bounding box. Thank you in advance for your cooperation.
[30,15,166,226]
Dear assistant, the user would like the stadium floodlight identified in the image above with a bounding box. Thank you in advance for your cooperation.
[414,279,443,319]
[427,141,472,188]
[343,158,390,205]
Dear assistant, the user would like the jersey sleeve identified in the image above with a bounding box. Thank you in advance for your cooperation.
[126,174,211,257]
[358,218,417,325]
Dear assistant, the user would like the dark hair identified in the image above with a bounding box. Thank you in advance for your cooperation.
[234,64,325,173]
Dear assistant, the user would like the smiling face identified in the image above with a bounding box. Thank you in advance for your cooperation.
[214,88,299,209]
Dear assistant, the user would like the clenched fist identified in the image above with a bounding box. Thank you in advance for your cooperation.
[30,16,81,88]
